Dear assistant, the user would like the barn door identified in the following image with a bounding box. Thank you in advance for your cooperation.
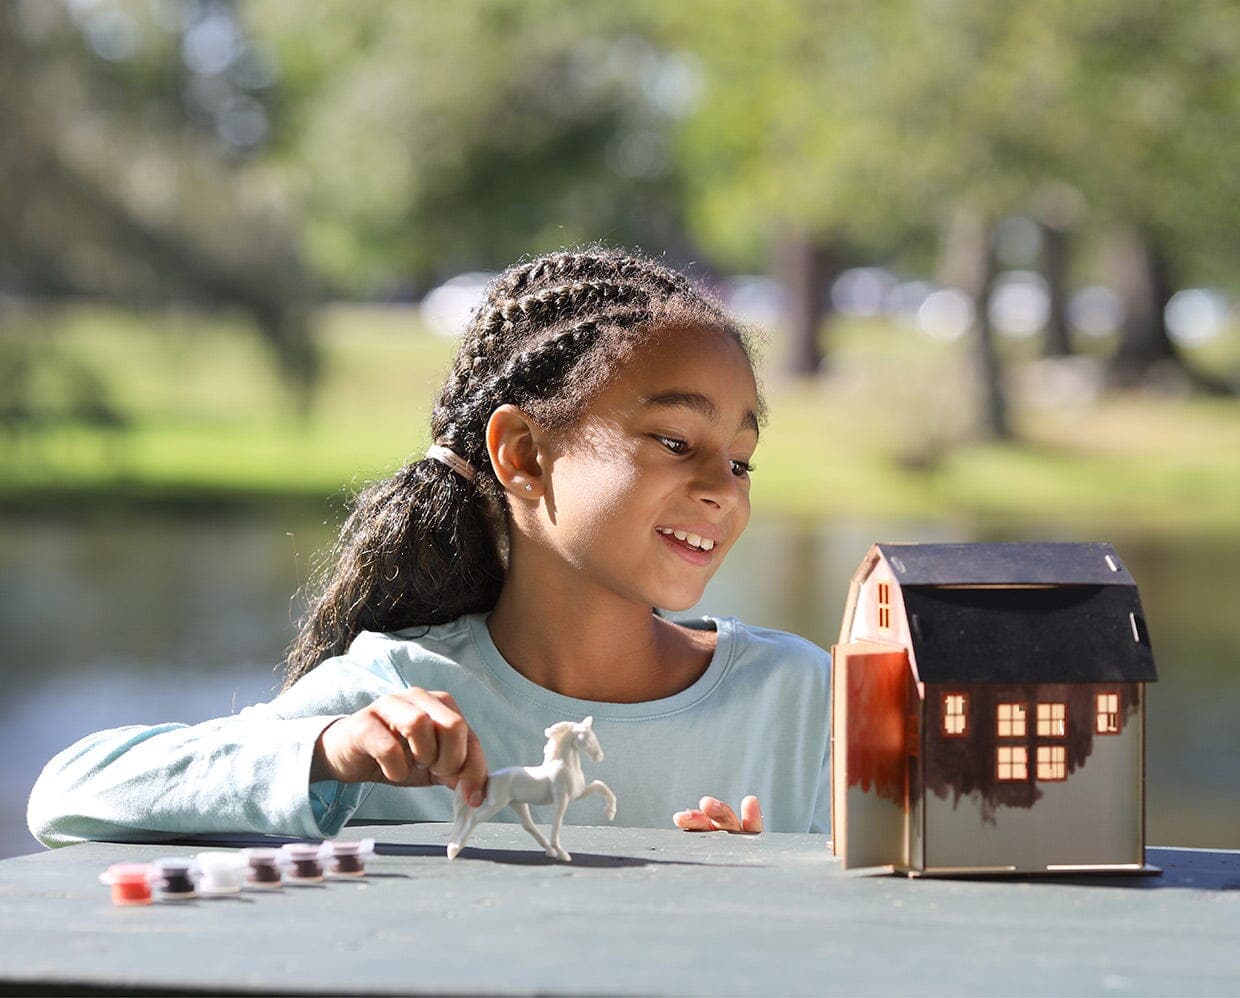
[831,642,910,869]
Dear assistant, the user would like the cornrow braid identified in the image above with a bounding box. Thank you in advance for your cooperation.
[444,280,653,400]
[284,247,757,688]
[434,308,650,468]
[492,249,691,302]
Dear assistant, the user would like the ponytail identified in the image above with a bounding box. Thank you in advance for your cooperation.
[282,457,503,690]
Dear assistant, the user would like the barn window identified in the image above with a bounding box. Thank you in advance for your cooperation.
[1037,702,1066,737]
[876,582,892,630]
[942,693,968,736]
[997,703,1026,737]
[1037,745,1067,781]
[1096,692,1121,734]
[996,746,1028,781]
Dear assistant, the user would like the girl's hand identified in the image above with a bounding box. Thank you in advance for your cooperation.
[673,795,764,834]
[310,688,489,806]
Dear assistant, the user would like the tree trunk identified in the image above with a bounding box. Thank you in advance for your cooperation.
[1039,222,1073,357]
[774,230,836,376]
[940,208,1010,441]
[1108,230,1176,388]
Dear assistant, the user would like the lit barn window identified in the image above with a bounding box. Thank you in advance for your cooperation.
[1096,692,1121,734]
[1037,745,1067,781]
[1037,702,1066,737]
[997,703,1027,737]
[997,746,1028,781]
[942,693,968,736]
[877,582,892,630]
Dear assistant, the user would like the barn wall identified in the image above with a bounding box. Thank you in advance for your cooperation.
[922,683,1143,870]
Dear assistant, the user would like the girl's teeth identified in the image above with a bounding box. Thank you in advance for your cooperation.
[657,528,716,552]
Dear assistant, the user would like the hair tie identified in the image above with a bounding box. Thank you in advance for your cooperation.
[425,443,477,483]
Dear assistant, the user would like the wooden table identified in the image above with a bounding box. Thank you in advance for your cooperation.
[0,824,1237,995]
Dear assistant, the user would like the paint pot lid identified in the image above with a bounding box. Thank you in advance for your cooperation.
[325,838,374,857]
[153,857,194,874]
[281,842,327,860]
[239,847,281,865]
[195,851,244,871]
[99,863,154,886]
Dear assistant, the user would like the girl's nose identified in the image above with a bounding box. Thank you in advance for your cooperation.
[690,459,741,513]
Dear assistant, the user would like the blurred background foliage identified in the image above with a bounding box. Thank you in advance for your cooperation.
[2,0,1240,855]
[1,0,1238,515]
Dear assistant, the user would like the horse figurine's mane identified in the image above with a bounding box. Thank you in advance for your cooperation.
[447,716,617,863]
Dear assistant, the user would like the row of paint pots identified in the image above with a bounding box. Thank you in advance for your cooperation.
[99,839,375,906]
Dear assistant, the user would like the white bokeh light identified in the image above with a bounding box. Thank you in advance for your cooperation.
[918,288,974,341]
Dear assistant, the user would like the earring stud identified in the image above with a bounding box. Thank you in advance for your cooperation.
[523,483,533,493]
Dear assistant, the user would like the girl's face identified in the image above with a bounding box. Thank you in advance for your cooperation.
[536,325,760,612]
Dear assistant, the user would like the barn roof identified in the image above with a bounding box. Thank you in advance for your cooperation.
[899,585,1158,683]
[876,542,1135,586]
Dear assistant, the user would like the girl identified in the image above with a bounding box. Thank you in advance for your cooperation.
[28,248,831,847]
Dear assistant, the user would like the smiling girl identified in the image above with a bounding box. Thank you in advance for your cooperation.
[28,248,831,847]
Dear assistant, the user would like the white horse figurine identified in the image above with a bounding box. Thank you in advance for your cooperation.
[447,716,617,862]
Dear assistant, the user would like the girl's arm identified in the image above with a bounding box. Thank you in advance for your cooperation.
[27,709,356,848]
[26,640,404,848]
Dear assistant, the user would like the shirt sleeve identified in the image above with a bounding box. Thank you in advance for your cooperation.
[26,637,402,848]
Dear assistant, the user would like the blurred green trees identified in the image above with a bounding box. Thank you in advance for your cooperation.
[2,0,1238,438]
[0,1,318,407]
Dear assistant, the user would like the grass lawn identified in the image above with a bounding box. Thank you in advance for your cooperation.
[2,303,1238,537]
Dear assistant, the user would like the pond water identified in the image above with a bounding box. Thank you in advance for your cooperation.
[2,510,1236,858]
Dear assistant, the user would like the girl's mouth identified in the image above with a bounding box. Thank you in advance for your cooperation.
[656,527,716,566]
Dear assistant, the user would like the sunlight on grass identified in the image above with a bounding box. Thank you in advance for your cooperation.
[2,304,1238,537]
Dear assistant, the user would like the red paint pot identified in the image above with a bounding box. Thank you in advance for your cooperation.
[100,863,154,906]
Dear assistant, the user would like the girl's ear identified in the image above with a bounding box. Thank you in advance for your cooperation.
[486,404,546,500]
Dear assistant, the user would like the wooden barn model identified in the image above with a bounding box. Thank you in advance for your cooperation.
[831,542,1159,876]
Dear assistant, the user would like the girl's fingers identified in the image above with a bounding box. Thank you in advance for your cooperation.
[376,694,440,774]
[675,797,764,834]
[699,796,742,832]
[418,690,470,778]
[673,809,715,831]
[455,725,489,806]
[362,718,416,785]
[739,795,764,834]
[403,689,488,805]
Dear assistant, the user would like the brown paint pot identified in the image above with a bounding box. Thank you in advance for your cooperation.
[325,839,371,877]
[280,843,325,883]
[239,848,283,889]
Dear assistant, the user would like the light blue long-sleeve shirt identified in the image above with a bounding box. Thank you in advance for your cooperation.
[28,614,831,847]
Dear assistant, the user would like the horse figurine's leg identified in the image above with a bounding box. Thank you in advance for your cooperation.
[545,790,574,862]
[577,780,617,821]
[509,802,554,854]
[447,784,510,860]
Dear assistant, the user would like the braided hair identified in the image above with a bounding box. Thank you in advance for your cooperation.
[283,247,758,689]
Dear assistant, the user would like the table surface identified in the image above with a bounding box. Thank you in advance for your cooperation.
[0,823,1237,996]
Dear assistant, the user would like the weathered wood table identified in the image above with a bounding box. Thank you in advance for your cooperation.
[0,824,1236,995]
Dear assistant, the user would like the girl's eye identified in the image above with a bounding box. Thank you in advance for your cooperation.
[731,460,755,478]
[655,436,688,454]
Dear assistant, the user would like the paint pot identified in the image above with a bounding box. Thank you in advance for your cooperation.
[239,848,283,889]
[280,842,326,883]
[324,838,374,877]
[195,851,245,896]
[152,858,197,900]
[99,863,154,906]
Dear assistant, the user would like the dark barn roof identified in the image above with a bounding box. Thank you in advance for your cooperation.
[874,542,1158,684]
[876,542,1135,586]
